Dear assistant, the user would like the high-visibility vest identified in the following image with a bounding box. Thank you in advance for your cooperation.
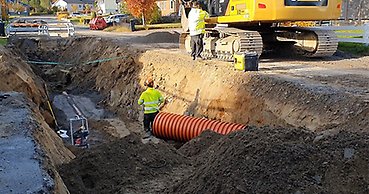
[138,88,164,114]
[188,8,209,36]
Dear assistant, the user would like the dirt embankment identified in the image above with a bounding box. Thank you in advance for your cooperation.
[0,45,55,124]
[0,44,74,193]
[12,36,369,133]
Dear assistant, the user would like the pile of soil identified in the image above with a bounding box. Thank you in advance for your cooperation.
[59,134,188,194]
[130,31,180,44]
[59,126,369,194]
[178,130,223,157]
[169,127,369,194]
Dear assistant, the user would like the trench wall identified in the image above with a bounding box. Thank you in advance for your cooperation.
[0,43,75,193]
[11,37,369,132]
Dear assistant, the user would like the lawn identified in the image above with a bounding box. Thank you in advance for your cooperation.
[338,42,369,56]
[335,29,364,38]
[0,38,7,46]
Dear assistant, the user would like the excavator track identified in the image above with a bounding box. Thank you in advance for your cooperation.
[277,27,339,58]
[300,29,338,58]
[181,28,263,61]
[212,28,263,61]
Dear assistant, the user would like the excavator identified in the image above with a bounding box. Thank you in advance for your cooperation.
[180,0,342,60]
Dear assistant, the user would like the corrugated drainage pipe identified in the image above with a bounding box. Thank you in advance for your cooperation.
[152,112,246,142]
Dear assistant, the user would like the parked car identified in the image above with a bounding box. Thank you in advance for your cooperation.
[106,14,129,25]
[89,18,107,30]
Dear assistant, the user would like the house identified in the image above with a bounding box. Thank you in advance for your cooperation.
[52,0,94,13]
[7,0,31,16]
[96,0,118,14]
[156,0,180,16]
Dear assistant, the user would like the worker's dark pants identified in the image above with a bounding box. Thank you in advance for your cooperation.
[190,34,204,58]
[143,112,158,132]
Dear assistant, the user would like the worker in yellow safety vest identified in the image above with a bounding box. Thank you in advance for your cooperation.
[188,1,209,60]
[138,77,164,138]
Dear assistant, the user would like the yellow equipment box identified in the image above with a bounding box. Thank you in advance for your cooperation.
[234,52,259,71]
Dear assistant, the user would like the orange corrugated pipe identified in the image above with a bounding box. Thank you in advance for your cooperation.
[152,112,246,141]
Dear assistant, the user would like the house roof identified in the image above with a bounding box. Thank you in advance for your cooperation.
[63,0,94,4]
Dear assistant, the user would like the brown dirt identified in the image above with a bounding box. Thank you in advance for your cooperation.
[0,45,51,119]
[5,34,369,193]
[0,44,75,193]
[168,127,369,194]
[178,130,223,157]
[59,133,189,194]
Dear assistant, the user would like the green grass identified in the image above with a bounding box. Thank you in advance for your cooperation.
[335,29,364,39]
[0,38,7,46]
[338,42,369,56]
[104,25,132,32]
[336,29,363,34]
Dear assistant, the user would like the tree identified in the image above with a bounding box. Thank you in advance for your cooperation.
[11,2,26,13]
[40,0,50,10]
[119,1,130,14]
[147,4,161,24]
[29,0,41,12]
[125,0,156,28]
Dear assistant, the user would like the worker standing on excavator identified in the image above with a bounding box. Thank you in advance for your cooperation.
[188,1,209,60]
[138,77,164,139]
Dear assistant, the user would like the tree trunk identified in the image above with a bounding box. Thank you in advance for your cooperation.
[142,12,147,30]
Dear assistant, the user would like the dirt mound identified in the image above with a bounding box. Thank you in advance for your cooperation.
[179,130,223,157]
[169,127,369,194]
[59,133,187,194]
[131,31,180,43]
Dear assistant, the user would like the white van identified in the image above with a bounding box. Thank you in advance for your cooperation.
[106,14,129,24]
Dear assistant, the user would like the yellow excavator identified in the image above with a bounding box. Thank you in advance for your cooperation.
[180,0,342,60]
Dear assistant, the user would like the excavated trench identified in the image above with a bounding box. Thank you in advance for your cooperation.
[3,35,369,193]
